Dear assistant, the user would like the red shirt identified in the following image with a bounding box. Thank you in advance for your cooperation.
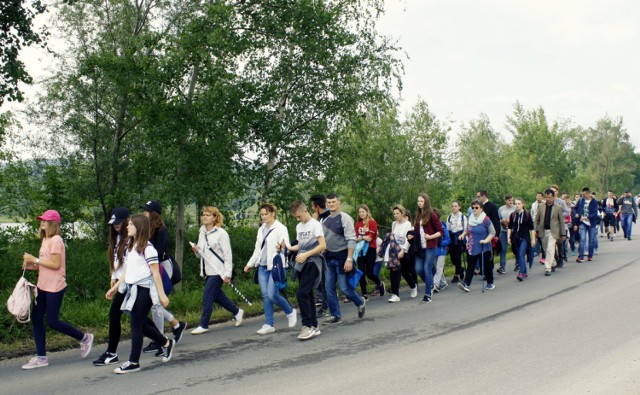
[355,219,378,249]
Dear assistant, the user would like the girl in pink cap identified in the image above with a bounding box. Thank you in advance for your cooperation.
[21,209,94,369]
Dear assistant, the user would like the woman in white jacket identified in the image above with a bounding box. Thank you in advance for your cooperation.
[244,203,297,334]
[190,206,243,335]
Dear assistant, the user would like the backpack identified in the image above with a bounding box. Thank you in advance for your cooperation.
[7,270,38,323]
[271,252,287,290]
[169,257,181,285]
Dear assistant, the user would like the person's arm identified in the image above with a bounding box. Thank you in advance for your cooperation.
[244,228,263,272]
[343,214,356,270]
[481,221,496,244]
[220,230,233,282]
[149,262,169,308]
[23,252,62,271]
[106,274,126,300]
[295,236,326,263]
[154,228,169,262]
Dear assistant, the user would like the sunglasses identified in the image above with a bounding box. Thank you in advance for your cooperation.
[472,206,481,209]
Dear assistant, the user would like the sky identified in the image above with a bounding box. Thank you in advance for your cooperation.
[377,0,640,147]
[5,0,640,150]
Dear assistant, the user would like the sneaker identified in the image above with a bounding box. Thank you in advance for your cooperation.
[576,257,585,263]
[571,251,576,256]
[257,324,276,335]
[458,282,470,293]
[540,258,546,265]
[516,273,523,282]
[93,352,119,366]
[545,270,552,276]
[172,321,187,343]
[451,275,460,284]
[422,295,432,303]
[513,265,518,272]
[80,333,94,358]
[155,348,164,357]
[362,294,369,302]
[379,282,386,297]
[191,326,210,335]
[235,309,244,327]
[588,256,593,262]
[496,267,506,274]
[595,250,599,256]
[311,327,321,337]
[485,283,495,290]
[440,283,448,292]
[161,339,175,363]
[388,294,401,303]
[315,298,323,307]
[297,326,314,340]
[342,296,351,303]
[410,286,418,298]
[22,356,49,370]
[316,308,329,318]
[523,273,529,279]
[114,361,140,374]
[143,341,159,353]
[323,316,343,325]
[287,309,297,328]
[432,285,440,294]
[358,301,366,318]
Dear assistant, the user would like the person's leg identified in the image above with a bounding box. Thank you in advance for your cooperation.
[364,249,381,287]
[623,214,632,239]
[434,255,446,287]
[517,239,527,274]
[414,252,426,287]
[544,232,556,270]
[337,271,364,307]
[357,258,368,296]
[464,254,478,286]
[107,290,126,354]
[266,267,293,316]
[32,288,47,356]
[150,305,164,333]
[258,265,275,327]
[212,279,240,316]
[483,250,494,284]
[499,231,508,270]
[199,276,217,328]
[44,289,85,341]
[324,258,341,319]
[129,287,166,364]
[400,256,416,288]
[588,225,598,257]
[390,269,401,296]
[578,224,587,259]
[296,262,318,328]
[424,248,436,296]
[450,244,462,279]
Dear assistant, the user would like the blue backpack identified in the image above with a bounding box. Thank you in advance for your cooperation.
[271,252,287,290]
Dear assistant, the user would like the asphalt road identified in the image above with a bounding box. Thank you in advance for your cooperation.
[2,233,640,395]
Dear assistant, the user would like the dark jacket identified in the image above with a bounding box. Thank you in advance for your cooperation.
[483,201,501,238]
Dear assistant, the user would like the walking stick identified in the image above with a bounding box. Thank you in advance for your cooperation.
[227,282,253,306]
[481,246,485,293]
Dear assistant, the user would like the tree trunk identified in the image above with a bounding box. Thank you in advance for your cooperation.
[174,196,185,291]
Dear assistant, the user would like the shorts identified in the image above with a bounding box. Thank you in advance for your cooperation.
[603,213,616,227]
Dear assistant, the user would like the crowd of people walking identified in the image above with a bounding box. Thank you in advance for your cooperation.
[18,186,638,373]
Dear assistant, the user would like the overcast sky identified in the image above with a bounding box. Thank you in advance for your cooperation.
[7,0,640,150]
[377,0,640,148]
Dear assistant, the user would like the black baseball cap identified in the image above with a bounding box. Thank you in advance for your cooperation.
[108,207,130,225]
[140,200,162,215]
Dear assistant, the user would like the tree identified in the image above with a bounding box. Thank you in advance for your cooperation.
[0,0,47,105]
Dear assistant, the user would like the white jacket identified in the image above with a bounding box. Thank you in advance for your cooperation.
[195,225,233,278]
[246,220,290,271]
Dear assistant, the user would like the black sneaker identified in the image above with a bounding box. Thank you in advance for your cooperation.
[93,352,119,366]
[316,308,329,318]
[161,339,175,363]
[379,282,386,297]
[114,361,140,374]
[422,295,432,303]
[451,275,460,284]
[496,267,506,274]
[155,348,164,357]
[143,341,159,353]
[322,316,343,325]
[172,321,187,343]
[357,302,366,318]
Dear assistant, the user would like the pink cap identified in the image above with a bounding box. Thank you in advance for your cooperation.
[37,210,61,223]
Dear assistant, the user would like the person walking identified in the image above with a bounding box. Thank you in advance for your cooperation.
[617,189,638,240]
[574,187,599,262]
[93,207,130,366]
[602,191,619,240]
[413,193,444,303]
[243,203,297,335]
[190,206,244,335]
[507,198,534,281]
[385,205,418,302]
[533,189,566,275]
[433,210,450,293]
[354,204,385,299]
[447,201,467,284]
[310,194,330,317]
[458,200,496,292]
[21,210,94,370]
[497,195,516,274]
[476,191,501,272]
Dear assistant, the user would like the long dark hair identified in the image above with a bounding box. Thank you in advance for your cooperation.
[108,218,129,274]
[128,215,151,253]
[414,193,433,226]
[147,211,165,237]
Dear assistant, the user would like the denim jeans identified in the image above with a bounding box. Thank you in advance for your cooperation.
[622,214,633,239]
[414,247,436,296]
[258,265,293,327]
[325,251,364,320]
[578,223,597,258]
[200,275,240,328]
[514,238,529,274]
[499,230,509,269]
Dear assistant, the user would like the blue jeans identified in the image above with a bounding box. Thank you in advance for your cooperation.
[200,275,240,328]
[578,223,597,259]
[414,247,436,296]
[258,265,293,327]
[325,251,364,319]
[514,238,531,274]
[499,230,509,269]
[622,214,633,239]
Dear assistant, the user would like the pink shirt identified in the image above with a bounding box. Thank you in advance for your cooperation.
[37,235,67,292]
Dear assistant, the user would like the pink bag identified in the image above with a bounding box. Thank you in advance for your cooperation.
[7,270,37,323]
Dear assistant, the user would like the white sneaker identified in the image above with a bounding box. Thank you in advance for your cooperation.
[286,309,297,328]
[410,286,418,298]
[235,309,244,327]
[191,326,210,335]
[257,324,276,335]
[388,294,401,303]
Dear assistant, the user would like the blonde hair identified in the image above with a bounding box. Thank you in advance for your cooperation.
[203,206,224,227]
[39,221,61,239]
[392,204,406,215]
[357,204,373,224]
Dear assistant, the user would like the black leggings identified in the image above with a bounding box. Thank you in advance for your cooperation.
[129,287,167,364]
[390,255,417,295]
[464,251,493,286]
[358,248,381,295]
[449,242,465,277]
[296,262,319,328]
[107,290,127,354]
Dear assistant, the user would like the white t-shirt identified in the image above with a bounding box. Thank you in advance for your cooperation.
[391,220,413,253]
[111,235,126,281]
[296,218,324,251]
[124,242,159,284]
